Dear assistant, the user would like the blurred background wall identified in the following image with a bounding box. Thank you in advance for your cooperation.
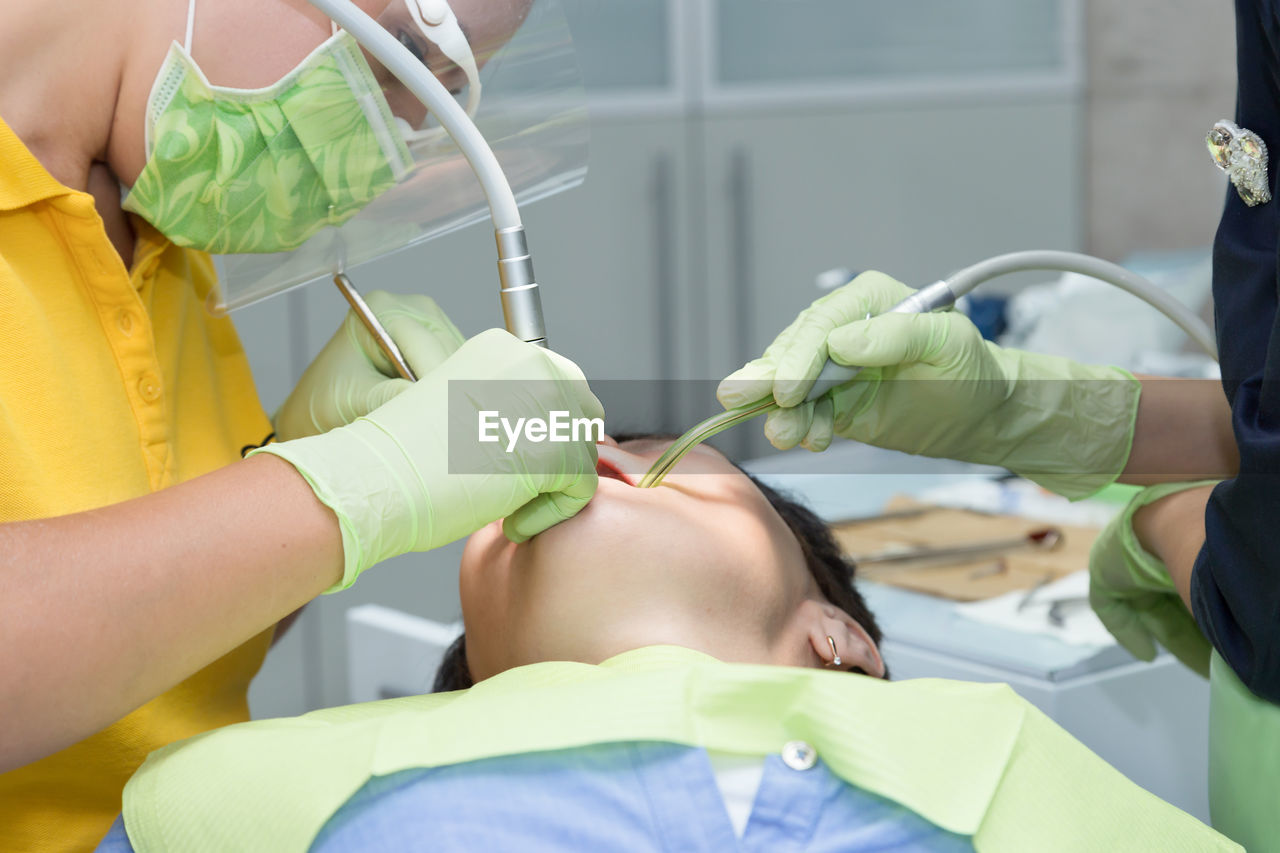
[234,0,1246,718]
[1084,0,1235,258]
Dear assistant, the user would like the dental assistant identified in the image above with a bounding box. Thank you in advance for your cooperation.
[0,1,600,849]
[721,0,1280,846]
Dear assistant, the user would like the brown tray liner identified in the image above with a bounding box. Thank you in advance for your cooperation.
[833,496,1102,601]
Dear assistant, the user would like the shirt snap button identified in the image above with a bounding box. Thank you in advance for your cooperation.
[138,372,162,403]
[782,740,817,771]
[117,310,134,336]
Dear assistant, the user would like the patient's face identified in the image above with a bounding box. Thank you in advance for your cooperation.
[459,437,827,680]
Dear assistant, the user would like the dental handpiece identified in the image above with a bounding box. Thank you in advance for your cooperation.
[636,280,960,488]
[334,227,547,384]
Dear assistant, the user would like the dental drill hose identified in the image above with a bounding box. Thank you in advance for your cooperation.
[807,251,1217,396]
[639,251,1219,488]
[309,0,548,347]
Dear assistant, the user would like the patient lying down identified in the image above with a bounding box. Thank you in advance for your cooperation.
[96,435,1237,853]
[435,432,887,691]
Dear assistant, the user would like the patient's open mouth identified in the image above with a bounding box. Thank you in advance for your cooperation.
[596,458,635,486]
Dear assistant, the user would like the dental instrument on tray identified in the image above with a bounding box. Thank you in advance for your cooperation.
[850,526,1063,570]
[1046,596,1091,627]
[1017,571,1059,613]
[638,250,1219,488]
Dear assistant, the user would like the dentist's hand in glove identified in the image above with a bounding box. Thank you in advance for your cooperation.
[254,329,604,591]
[274,291,465,441]
[718,271,1141,499]
[1089,481,1216,677]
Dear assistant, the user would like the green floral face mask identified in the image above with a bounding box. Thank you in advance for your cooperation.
[123,30,414,255]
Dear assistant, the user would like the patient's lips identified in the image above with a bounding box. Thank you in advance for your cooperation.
[595,456,635,487]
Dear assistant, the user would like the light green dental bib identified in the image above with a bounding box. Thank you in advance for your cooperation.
[121,646,1235,852]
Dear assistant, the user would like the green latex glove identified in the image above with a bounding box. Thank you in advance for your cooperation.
[1089,481,1216,677]
[253,329,604,591]
[718,272,1142,499]
[273,291,465,442]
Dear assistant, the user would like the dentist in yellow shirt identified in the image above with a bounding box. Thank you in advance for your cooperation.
[0,0,600,849]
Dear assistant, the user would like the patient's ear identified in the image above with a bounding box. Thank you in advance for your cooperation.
[802,600,885,678]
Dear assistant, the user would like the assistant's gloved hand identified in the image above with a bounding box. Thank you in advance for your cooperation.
[253,329,604,591]
[718,271,1141,499]
[273,291,465,442]
[1089,482,1215,677]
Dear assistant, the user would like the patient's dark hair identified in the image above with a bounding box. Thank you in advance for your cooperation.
[432,435,885,693]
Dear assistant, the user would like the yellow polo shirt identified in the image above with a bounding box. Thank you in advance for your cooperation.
[0,117,277,851]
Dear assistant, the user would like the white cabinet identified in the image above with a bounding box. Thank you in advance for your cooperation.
[700,101,1081,370]
[560,1,680,96]
[699,100,1083,458]
[705,0,1075,97]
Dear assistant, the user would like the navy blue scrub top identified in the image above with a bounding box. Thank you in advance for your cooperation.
[1192,0,1280,702]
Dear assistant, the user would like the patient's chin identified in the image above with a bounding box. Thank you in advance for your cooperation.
[464,519,505,552]
[461,520,514,579]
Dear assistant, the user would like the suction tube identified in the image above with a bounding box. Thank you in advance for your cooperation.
[946,251,1216,359]
[805,251,1217,400]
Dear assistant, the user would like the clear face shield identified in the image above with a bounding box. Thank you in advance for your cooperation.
[209,0,586,312]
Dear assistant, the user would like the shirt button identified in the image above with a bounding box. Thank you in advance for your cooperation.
[138,372,162,403]
[781,740,817,771]
[117,310,135,337]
